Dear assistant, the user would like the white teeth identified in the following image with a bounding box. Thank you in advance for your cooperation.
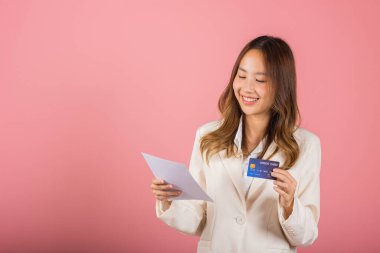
[243,96,259,102]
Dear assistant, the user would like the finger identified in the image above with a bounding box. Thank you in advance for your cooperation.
[156,196,173,201]
[273,185,290,200]
[153,189,182,197]
[273,171,297,188]
[273,169,297,185]
[273,180,291,193]
[154,192,181,201]
[271,171,290,183]
[272,169,293,182]
[151,183,174,190]
[156,195,168,201]
[152,178,166,184]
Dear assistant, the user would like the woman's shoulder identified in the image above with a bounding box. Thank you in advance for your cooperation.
[293,126,321,150]
[196,119,223,136]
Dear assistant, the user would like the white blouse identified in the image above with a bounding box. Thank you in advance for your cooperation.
[233,114,268,197]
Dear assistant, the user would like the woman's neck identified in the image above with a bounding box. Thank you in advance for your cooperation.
[243,113,271,142]
[242,113,271,157]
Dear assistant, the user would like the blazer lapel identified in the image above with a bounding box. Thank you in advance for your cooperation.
[217,149,246,207]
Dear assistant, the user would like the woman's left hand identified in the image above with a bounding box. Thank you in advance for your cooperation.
[271,168,297,219]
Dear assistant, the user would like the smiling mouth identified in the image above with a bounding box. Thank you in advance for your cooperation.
[242,95,260,102]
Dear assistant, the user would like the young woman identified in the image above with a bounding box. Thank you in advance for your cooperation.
[150,35,321,253]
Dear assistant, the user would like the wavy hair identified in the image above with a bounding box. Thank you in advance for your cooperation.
[200,35,301,170]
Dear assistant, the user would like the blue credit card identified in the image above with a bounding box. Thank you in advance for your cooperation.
[247,158,280,180]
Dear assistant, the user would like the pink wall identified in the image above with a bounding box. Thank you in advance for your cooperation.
[1,0,379,252]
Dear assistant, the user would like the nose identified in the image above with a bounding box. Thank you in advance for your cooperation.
[242,77,258,92]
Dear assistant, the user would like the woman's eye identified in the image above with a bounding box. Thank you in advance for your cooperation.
[238,75,265,83]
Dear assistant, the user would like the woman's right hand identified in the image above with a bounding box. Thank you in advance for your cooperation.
[151,178,182,211]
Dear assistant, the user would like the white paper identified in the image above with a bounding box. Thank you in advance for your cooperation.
[142,152,213,202]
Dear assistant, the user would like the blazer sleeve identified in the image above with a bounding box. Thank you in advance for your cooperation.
[155,127,207,236]
[276,134,322,247]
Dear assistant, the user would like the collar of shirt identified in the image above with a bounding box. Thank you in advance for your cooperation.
[234,115,267,157]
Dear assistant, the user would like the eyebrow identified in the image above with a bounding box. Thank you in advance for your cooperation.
[238,67,266,75]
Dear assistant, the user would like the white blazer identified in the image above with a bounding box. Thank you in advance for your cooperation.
[155,120,321,253]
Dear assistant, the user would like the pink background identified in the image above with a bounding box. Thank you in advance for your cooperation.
[1,0,379,252]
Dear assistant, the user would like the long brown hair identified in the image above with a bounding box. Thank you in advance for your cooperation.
[200,35,301,170]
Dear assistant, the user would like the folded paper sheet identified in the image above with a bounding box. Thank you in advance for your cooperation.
[142,152,213,202]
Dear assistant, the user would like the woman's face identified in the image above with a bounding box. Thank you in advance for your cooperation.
[233,49,275,117]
